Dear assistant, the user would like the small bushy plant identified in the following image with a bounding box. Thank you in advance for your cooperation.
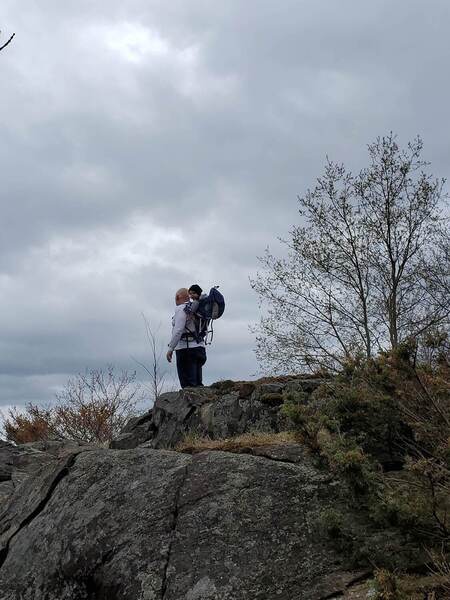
[285,342,450,561]
[368,569,406,600]
[282,390,324,453]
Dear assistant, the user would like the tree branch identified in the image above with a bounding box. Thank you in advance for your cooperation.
[0,32,15,52]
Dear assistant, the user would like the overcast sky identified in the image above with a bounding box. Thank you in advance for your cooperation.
[0,0,450,410]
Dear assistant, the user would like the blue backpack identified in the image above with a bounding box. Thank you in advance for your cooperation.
[183,286,225,344]
[196,286,225,320]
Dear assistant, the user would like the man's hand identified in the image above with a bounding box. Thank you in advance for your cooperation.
[166,349,173,363]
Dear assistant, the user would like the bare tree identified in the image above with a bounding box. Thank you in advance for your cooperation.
[132,314,167,404]
[357,135,448,348]
[0,31,15,52]
[52,366,141,442]
[251,134,449,373]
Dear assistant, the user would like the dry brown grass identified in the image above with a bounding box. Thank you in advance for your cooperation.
[175,430,298,454]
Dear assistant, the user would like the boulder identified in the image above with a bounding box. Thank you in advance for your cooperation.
[0,444,365,599]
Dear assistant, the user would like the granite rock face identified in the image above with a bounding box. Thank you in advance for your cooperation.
[0,444,365,600]
[0,439,87,506]
[110,377,326,451]
[0,378,419,599]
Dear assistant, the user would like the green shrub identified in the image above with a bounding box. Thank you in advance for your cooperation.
[284,387,380,498]
[317,507,344,539]
[368,569,406,600]
[321,436,379,497]
[282,390,324,453]
[286,345,450,558]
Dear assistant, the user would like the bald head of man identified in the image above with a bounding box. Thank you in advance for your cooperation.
[175,288,189,305]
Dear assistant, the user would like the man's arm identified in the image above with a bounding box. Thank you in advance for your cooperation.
[167,307,187,361]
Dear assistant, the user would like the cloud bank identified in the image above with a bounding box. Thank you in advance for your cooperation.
[0,0,449,407]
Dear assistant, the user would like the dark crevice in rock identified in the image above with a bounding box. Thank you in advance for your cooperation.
[84,548,120,600]
[178,482,263,513]
[93,547,116,572]
[0,451,84,571]
[345,571,373,588]
[321,592,344,599]
[183,406,196,423]
[161,462,190,600]
[178,489,217,511]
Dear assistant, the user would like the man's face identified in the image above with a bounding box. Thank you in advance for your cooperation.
[176,293,189,305]
[189,291,200,301]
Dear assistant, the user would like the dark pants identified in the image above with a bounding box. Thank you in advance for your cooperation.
[175,347,207,388]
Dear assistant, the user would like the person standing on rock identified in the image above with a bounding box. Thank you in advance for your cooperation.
[166,287,207,388]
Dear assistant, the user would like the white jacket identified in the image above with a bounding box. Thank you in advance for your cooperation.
[168,303,205,351]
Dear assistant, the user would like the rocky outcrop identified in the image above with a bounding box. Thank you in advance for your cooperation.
[0,378,419,599]
[0,443,371,599]
[110,376,326,451]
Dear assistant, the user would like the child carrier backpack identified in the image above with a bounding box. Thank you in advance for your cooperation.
[182,286,225,345]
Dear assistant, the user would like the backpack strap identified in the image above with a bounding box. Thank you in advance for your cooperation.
[181,313,203,345]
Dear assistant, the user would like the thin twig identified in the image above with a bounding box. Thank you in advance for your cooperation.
[0,33,15,52]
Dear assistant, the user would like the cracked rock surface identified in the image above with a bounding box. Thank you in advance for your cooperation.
[0,439,90,507]
[0,445,357,599]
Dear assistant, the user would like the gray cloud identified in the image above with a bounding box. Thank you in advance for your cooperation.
[0,0,449,409]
